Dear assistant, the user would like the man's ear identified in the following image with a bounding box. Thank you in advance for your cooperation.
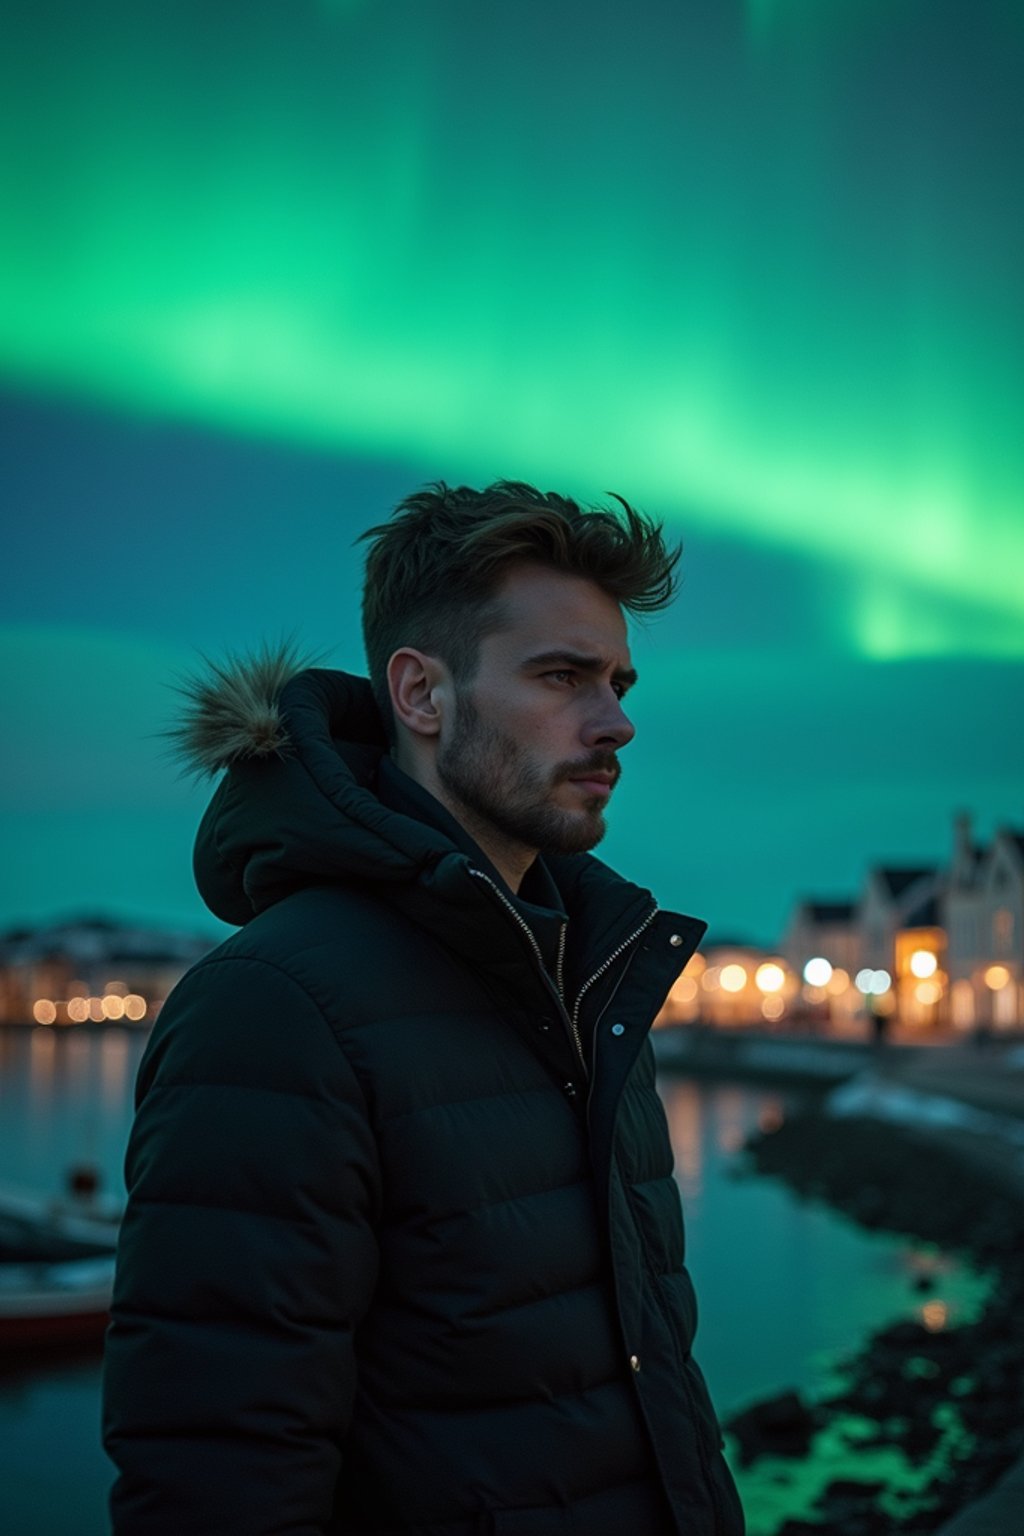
[387,648,448,740]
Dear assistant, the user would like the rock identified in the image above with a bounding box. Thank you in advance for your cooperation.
[725,1389,817,1466]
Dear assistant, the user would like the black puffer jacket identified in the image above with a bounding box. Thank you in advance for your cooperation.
[102,662,744,1536]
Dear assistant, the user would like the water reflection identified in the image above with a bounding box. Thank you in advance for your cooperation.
[99,1029,130,1103]
[28,1025,57,1106]
[664,1079,704,1204]
[658,1077,989,1418]
[1,1027,143,1198]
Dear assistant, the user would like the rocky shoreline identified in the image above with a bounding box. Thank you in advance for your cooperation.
[723,1108,1024,1535]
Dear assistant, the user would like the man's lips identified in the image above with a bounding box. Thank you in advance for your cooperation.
[566,772,616,797]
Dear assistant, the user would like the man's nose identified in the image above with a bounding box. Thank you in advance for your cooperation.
[584,692,636,750]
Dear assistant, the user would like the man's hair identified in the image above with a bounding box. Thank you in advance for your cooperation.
[359,480,680,738]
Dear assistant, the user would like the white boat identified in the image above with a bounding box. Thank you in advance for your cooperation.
[0,1176,120,1348]
[0,1178,121,1261]
[0,1256,115,1347]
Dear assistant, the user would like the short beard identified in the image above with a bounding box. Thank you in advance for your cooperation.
[436,691,618,858]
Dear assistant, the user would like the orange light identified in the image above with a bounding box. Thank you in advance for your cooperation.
[701,967,721,992]
[914,980,942,1006]
[720,964,747,993]
[88,997,106,1022]
[673,977,698,1004]
[123,994,147,1021]
[102,995,126,1020]
[761,995,785,1021]
[67,997,89,1023]
[826,967,850,995]
[922,1300,948,1332]
[910,950,938,979]
[984,965,1011,990]
[755,962,785,994]
[103,980,129,997]
[32,999,57,1025]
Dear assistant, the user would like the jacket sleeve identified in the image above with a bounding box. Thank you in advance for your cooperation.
[102,954,382,1535]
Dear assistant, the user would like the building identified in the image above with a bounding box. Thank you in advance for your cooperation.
[0,916,216,1026]
[945,815,1024,1032]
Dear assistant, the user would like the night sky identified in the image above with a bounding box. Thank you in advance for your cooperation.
[2,0,1022,946]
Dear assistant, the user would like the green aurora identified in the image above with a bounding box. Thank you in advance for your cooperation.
[2,0,1022,657]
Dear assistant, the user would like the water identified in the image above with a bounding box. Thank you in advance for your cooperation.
[659,1079,988,1417]
[0,1030,990,1536]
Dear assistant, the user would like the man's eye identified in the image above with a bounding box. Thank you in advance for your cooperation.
[546,670,575,685]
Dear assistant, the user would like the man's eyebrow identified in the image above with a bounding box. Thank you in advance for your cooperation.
[521,650,639,688]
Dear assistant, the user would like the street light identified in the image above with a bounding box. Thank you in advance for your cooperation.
[804,957,833,987]
[855,968,892,996]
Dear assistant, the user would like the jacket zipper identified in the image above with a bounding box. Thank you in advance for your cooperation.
[468,872,657,1076]
[468,869,583,1068]
[570,906,658,1034]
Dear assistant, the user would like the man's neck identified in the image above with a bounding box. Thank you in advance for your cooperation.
[390,751,535,895]
[434,795,536,896]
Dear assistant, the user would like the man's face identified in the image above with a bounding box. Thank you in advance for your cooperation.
[435,564,637,858]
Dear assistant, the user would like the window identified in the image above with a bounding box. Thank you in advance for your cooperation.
[994,908,1014,952]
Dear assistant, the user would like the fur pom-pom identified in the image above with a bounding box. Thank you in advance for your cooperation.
[164,638,323,777]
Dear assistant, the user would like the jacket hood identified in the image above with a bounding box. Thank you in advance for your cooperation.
[172,646,706,991]
[171,645,458,927]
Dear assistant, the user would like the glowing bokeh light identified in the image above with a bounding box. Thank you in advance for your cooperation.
[909,950,938,979]
[32,999,57,1025]
[67,996,90,1023]
[921,1300,949,1332]
[755,962,786,993]
[803,957,833,987]
[720,964,748,993]
[123,994,148,1021]
[984,965,1011,990]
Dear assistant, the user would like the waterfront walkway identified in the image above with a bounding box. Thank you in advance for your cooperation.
[875,1039,1024,1120]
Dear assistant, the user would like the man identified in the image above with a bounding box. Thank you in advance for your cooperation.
[102,482,745,1536]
